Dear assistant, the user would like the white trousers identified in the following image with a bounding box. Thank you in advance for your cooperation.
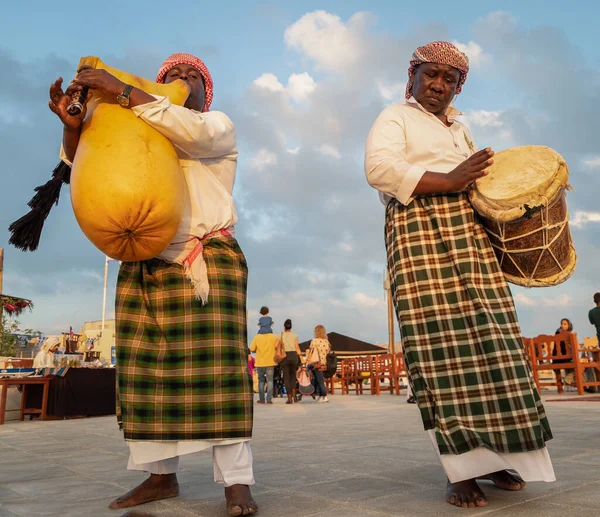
[127,441,255,487]
[428,430,555,483]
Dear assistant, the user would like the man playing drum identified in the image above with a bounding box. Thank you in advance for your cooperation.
[365,41,555,508]
[49,53,257,516]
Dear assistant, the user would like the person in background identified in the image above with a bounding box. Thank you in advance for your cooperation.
[247,352,255,379]
[553,318,574,386]
[249,331,279,404]
[589,293,600,345]
[279,319,302,404]
[33,336,61,369]
[304,325,331,403]
[258,306,274,334]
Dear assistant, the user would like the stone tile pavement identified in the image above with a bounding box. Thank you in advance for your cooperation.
[0,392,598,516]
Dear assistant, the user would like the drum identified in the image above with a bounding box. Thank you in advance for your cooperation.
[469,145,576,287]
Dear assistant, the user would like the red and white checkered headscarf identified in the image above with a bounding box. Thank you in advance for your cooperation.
[405,41,469,100]
[156,52,214,112]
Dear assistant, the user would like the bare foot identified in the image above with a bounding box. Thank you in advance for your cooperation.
[481,470,526,491]
[446,479,488,509]
[225,484,258,516]
[108,473,179,510]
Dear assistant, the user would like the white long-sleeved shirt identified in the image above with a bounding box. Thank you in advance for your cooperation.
[132,96,238,248]
[364,97,477,206]
[33,350,55,369]
[61,96,239,252]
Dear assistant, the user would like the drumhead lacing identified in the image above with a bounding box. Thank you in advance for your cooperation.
[487,194,574,287]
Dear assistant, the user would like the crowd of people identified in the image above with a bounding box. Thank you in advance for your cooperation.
[249,308,333,405]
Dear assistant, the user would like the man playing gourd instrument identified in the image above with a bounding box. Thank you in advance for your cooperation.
[48,52,257,516]
[364,41,555,509]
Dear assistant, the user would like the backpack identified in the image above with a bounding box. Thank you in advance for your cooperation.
[325,351,338,378]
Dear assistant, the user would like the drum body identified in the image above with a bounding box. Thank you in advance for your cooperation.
[469,146,576,287]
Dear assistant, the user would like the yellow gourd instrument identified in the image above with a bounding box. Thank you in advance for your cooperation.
[9,56,190,262]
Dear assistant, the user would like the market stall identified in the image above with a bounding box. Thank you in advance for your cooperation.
[22,331,116,419]
[25,366,116,418]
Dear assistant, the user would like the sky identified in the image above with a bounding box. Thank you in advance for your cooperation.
[1,0,600,345]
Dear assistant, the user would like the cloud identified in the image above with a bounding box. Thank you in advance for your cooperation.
[545,293,573,306]
[287,73,317,102]
[376,80,406,102]
[515,291,572,309]
[451,40,489,67]
[249,148,278,172]
[515,293,536,307]
[466,110,503,127]
[462,110,514,149]
[253,72,285,93]
[583,156,600,168]
[352,292,384,308]
[284,10,372,72]
[253,71,317,104]
[571,211,600,228]
[318,144,341,159]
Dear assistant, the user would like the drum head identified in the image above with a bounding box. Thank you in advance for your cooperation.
[469,146,569,222]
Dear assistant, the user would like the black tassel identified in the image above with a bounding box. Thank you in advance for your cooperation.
[28,162,71,209]
[8,161,72,252]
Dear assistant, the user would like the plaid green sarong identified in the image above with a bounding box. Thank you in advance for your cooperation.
[385,194,552,455]
[115,236,253,441]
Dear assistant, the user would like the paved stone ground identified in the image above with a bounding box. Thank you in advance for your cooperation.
[0,392,598,517]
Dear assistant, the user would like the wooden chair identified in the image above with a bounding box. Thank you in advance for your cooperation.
[339,357,373,394]
[578,337,600,393]
[355,356,375,394]
[395,353,407,394]
[525,331,583,395]
[340,358,356,395]
[372,354,400,395]
[324,361,342,395]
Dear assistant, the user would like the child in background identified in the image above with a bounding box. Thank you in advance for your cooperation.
[247,352,258,392]
[258,306,274,334]
[247,352,255,377]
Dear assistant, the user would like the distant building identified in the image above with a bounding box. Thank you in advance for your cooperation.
[299,332,387,356]
[82,319,115,362]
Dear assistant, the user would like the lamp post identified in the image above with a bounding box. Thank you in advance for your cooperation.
[385,270,400,395]
[101,255,109,337]
[384,271,395,355]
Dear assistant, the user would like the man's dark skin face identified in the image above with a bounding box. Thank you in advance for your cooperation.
[412,62,461,125]
[164,64,206,111]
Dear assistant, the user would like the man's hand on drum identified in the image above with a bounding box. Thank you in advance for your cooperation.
[73,69,126,99]
[447,148,494,191]
[48,77,92,129]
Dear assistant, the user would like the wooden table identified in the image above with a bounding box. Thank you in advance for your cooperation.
[0,377,51,425]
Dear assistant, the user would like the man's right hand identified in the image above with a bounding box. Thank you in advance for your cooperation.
[48,77,91,129]
[446,148,494,192]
